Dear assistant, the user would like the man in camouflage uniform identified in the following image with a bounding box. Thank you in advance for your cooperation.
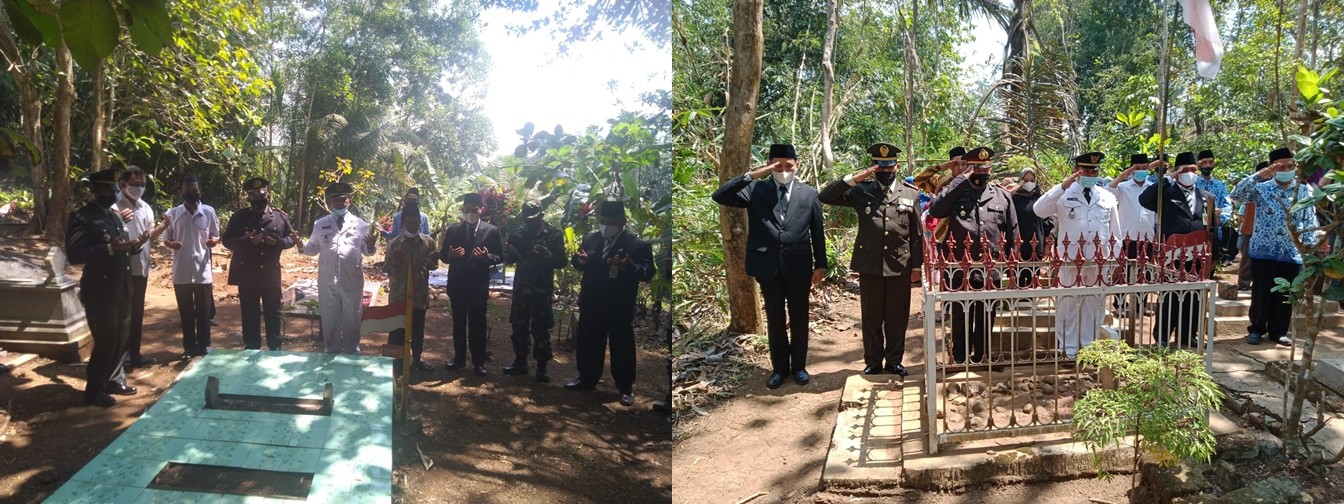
[502,200,568,382]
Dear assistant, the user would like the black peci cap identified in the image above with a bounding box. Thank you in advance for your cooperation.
[768,144,797,159]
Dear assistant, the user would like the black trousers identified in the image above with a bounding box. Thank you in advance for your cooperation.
[174,283,213,355]
[238,285,283,350]
[450,292,488,367]
[1249,258,1300,338]
[82,285,131,397]
[1154,261,1203,349]
[388,308,427,362]
[126,275,148,360]
[575,305,637,392]
[510,292,554,363]
[758,274,810,374]
[858,273,912,368]
[948,271,993,363]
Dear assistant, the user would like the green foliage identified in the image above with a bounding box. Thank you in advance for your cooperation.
[1073,339,1223,483]
[5,0,173,68]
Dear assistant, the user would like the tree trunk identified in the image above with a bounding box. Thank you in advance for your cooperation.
[90,63,106,172]
[0,13,48,235]
[790,52,805,145]
[901,2,917,168]
[295,88,317,234]
[47,43,76,242]
[719,0,765,335]
[1294,0,1308,63]
[819,0,839,176]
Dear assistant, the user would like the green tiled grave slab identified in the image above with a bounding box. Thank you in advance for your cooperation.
[47,350,393,503]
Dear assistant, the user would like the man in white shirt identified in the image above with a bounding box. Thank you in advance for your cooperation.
[296,182,378,354]
[1034,152,1122,358]
[1108,154,1157,256]
[112,166,168,370]
[161,175,221,358]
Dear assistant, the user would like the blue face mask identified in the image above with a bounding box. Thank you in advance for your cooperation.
[1133,170,1149,182]
[1079,176,1100,188]
[332,208,349,217]
[1274,171,1296,183]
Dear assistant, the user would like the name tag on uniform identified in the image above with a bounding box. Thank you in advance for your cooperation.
[1066,197,1078,202]
[321,225,333,230]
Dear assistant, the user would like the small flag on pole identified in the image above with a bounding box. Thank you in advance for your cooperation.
[1175,0,1225,79]
[360,300,407,336]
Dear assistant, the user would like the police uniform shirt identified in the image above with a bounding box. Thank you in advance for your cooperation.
[1231,175,1319,264]
[112,193,155,277]
[819,172,922,276]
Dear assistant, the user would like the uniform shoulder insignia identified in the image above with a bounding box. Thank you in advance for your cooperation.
[903,181,918,190]
[273,208,290,219]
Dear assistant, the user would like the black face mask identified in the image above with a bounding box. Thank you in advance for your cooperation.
[94,192,118,208]
[969,173,989,187]
[874,171,898,185]
[525,218,542,230]
[184,193,201,204]
[1199,167,1213,176]
[249,197,268,211]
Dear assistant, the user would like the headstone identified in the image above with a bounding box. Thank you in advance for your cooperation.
[0,244,92,362]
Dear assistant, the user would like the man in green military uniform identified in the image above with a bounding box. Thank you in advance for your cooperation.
[65,168,149,407]
[819,142,924,376]
[502,200,568,382]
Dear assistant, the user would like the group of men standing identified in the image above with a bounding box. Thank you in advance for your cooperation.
[714,142,1313,390]
[65,168,661,409]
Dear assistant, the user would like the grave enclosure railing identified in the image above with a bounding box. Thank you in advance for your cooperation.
[918,232,1217,453]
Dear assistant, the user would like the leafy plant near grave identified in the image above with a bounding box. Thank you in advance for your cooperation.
[1072,339,1223,498]
[301,300,319,315]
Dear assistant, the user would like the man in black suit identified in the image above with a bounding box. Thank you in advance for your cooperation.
[1139,151,1219,349]
[440,192,502,376]
[712,143,827,390]
[819,142,923,377]
[563,201,655,406]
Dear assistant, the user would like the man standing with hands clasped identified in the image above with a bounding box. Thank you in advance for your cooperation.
[297,181,379,355]
[162,175,221,359]
[440,192,502,376]
[223,177,297,351]
[712,143,827,390]
[819,142,922,377]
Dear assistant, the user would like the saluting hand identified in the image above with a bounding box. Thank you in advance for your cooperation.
[852,164,879,183]
[749,162,778,181]
[1061,172,1080,190]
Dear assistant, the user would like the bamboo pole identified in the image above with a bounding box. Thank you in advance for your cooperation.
[398,254,414,421]
[1155,0,1176,253]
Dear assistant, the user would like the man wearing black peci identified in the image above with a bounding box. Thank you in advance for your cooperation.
[1139,151,1220,349]
[712,143,827,389]
[440,192,503,376]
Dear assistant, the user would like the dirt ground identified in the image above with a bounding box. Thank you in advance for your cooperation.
[671,270,1344,504]
[0,244,671,503]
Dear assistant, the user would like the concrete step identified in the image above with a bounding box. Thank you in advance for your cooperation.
[1214,312,1344,328]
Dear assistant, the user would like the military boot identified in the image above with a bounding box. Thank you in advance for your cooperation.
[535,360,551,383]
[502,357,529,376]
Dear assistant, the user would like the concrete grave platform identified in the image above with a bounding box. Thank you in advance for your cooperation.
[44,349,394,503]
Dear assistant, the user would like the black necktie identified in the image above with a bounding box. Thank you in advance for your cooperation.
[336,215,344,229]
[1083,187,1092,203]
[468,223,476,246]
[776,184,788,220]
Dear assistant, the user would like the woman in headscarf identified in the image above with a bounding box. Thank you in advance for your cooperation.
[1008,167,1051,287]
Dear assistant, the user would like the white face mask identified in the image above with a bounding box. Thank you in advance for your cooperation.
[464,212,480,224]
[403,229,417,238]
[600,224,622,239]
[1177,172,1197,187]
[124,185,145,200]
[772,170,794,185]
[1020,181,1036,191]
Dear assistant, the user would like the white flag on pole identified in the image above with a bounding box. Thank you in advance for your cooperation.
[1175,0,1225,79]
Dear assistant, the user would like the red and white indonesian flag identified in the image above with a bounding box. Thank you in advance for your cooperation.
[1175,0,1224,79]
[360,300,406,336]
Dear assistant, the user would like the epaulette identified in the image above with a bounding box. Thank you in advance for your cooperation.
[903,181,919,190]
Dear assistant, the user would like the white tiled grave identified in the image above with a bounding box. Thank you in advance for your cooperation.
[45,349,394,503]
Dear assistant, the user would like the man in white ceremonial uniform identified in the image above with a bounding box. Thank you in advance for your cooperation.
[1034,152,1122,358]
[296,181,378,354]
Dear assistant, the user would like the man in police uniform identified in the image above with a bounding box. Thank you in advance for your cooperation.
[819,142,923,376]
[502,200,568,382]
[928,147,1018,364]
[66,168,148,406]
[223,177,297,351]
[1034,152,1122,358]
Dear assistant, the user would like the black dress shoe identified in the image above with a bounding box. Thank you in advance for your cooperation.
[84,393,116,407]
[886,364,908,377]
[766,373,784,389]
[473,366,488,376]
[444,361,466,371]
[413,360,434,372]
[502,362,529,375]
[106,382,138,396]
[862,365,881,375]
[794,370,810,386]
[564,379,596,390]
